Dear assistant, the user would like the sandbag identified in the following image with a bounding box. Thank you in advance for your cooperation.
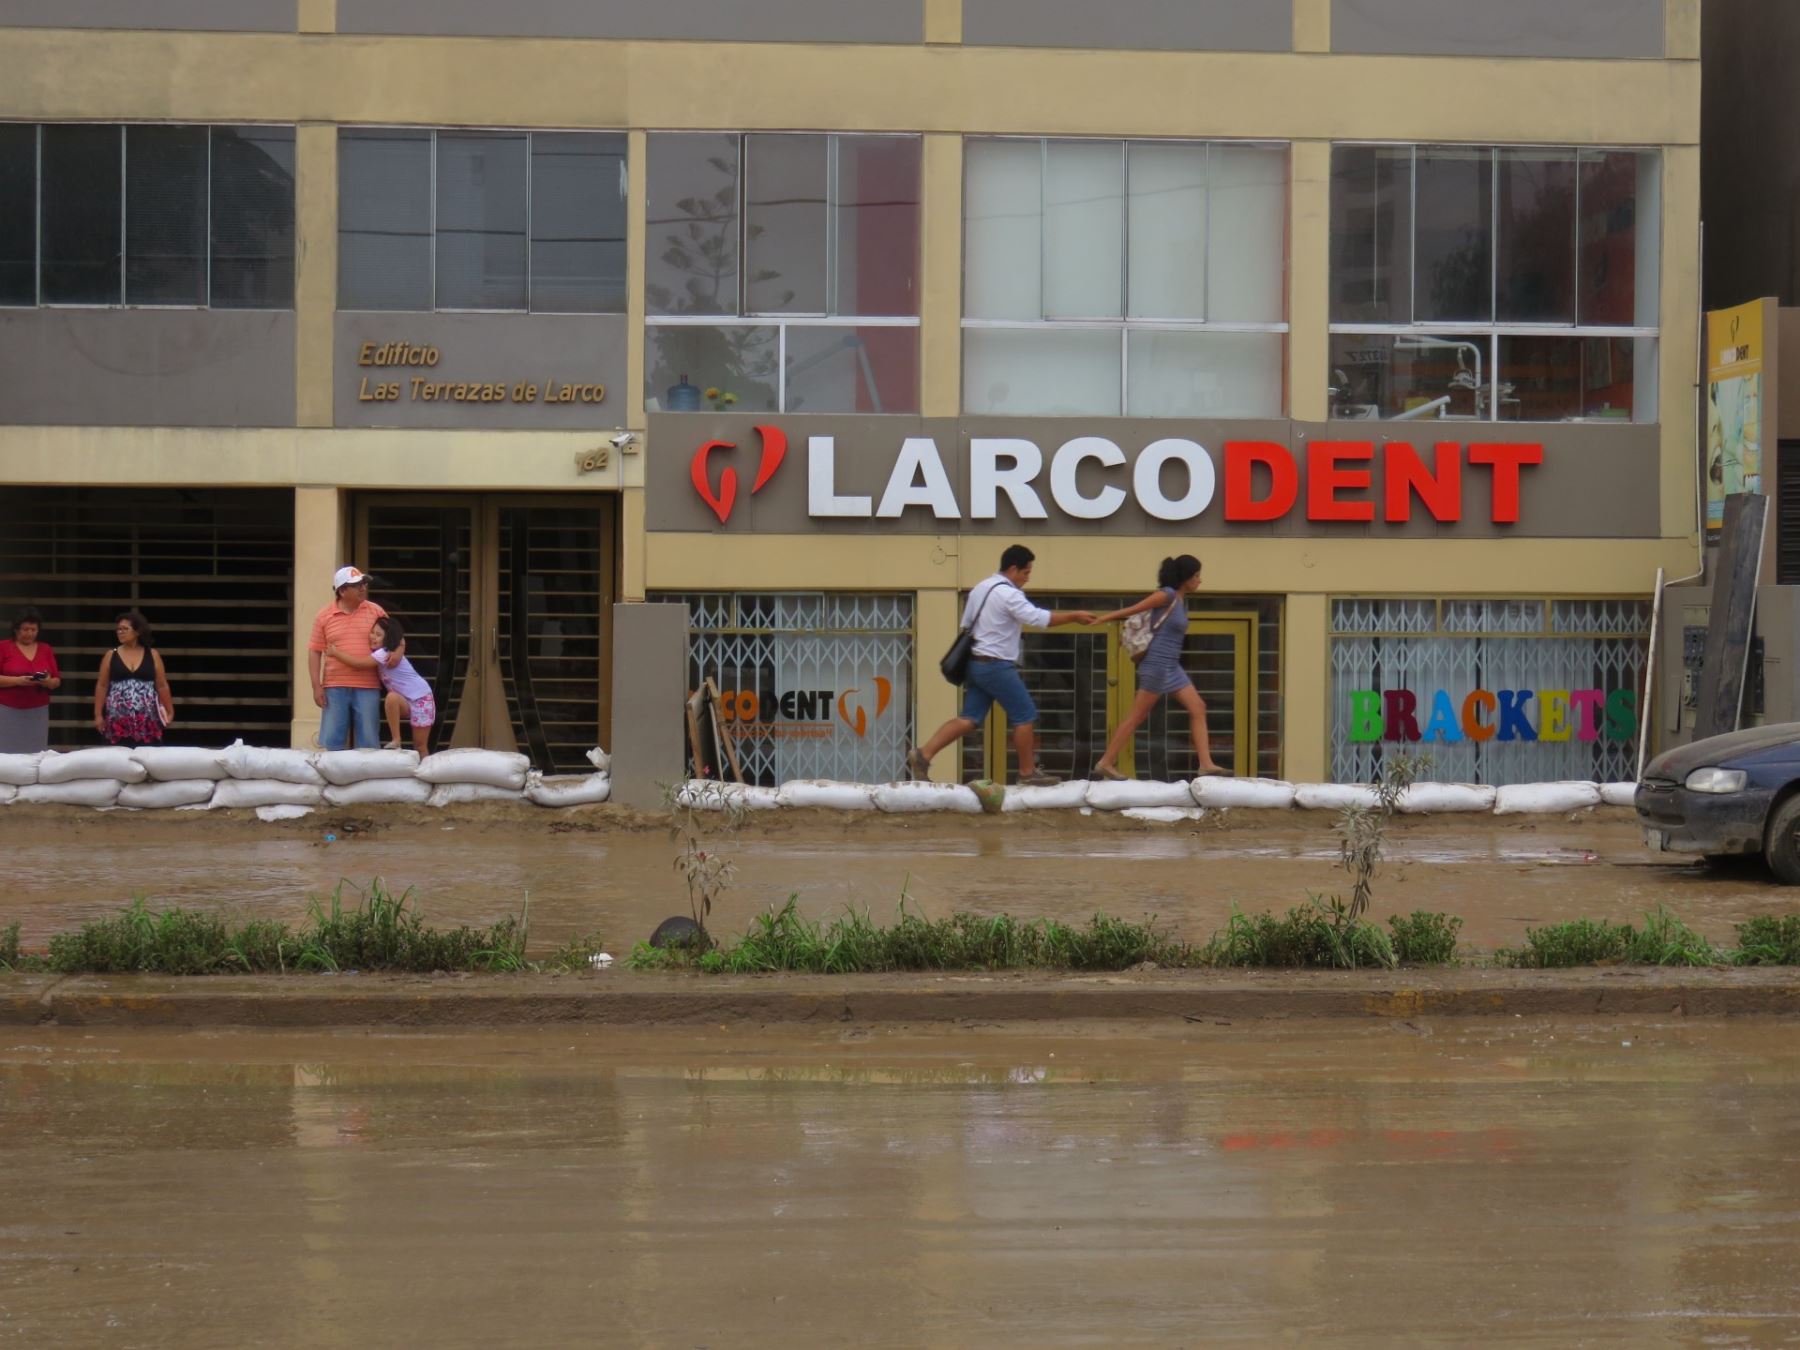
[118,779,217,809]
[525,774,612,807]
[1192,777,1296,811]
[871,782,983,815]
[1494,782,1602,815]
[675,780,780,811]
[427,783,524,808]
[322,778,434,807]
[0,784,14,805]
[585,747,611,773]
[1122,806,1206,823]
[1294,783,1380,811]
[416,748,530,789]
[1084,780,1194,811]
[775,780,877,811]
[0,752,43,786]
[210,779,323,809]
[255,804,313,822]
[1600,782,1639,808]
[18,779,122,807]
[1396,783,1498,815]
[1001,781,1092,813]
[129,745,227,781]
[37,747,147,784]
[314,748,421,786]
[221,740,324,786]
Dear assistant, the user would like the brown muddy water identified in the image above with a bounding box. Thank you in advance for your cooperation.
[4,1019,1800,1345]
[0,804,1789,955]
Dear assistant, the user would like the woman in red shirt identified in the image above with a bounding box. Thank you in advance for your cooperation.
[0,606,63,754]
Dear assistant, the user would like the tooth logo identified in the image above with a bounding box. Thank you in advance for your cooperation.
[690,425,788,525]
[837,677,893,738]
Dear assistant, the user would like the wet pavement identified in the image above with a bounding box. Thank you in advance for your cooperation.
[0,806,1790,957]
[3,1019,1799,1345]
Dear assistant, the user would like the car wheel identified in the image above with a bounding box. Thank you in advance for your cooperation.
[1764,796,1800,885]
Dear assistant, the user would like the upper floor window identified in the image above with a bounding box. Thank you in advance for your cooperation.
[962,137,1288,418]
[337,128,626,313]
[0,123,294,309]
[645,132,921,414]
[1329,144,1661,423]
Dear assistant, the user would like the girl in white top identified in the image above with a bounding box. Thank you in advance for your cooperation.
[327,615,436,755]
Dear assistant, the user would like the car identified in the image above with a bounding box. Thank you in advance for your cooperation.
[1636,723,1800,882]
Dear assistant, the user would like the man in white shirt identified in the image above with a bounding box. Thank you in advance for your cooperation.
[907,545,1096,786]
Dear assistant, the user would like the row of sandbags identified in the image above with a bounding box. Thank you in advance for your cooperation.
[0,741,612,810]
[675,777,1638,816]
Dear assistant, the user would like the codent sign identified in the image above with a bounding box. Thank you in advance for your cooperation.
[806,436,1545,524]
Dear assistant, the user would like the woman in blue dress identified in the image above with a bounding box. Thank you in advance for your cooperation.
[1089,555,1228,780]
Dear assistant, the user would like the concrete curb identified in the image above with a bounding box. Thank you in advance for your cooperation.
[5,969,1800,1028]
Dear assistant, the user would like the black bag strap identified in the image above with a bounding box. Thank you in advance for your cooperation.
[963,579,1017,633]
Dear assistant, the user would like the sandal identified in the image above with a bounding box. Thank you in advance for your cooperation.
[1197,766,1231,778]
[1092,765,1127,781]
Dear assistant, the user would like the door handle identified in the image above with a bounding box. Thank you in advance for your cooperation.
[490,625,499,664]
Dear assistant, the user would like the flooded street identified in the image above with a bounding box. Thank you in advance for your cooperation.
[0,805,1790,956]
[4,1019,1800,1345]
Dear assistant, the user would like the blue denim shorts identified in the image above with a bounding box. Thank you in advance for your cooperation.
[960,658,1038,726]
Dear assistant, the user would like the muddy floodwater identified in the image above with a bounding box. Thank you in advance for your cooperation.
[3,1019,1800,1344]
[0,804,1790,955]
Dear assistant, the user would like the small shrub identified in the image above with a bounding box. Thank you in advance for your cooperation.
[1,921,18,970]
[1201,901,1396,970]
[1388,911,1462,965]
[546,931,608,973]
[1624,907,1722,966]
[46,899,282,976]
[1735,914,1800,965]
[293,880,525,974]
[1498,909,1721,968]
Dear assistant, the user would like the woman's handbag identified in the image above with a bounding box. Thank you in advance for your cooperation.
[940,581,1016,684]
[1120,596,1175,664]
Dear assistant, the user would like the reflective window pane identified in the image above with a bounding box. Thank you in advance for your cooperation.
[1496,148,1575,323]
[645,324,779,413]
[210,126,295,309]
[435,131,527,310]
[1414,147,1491,322]
[1043,140,1123,319]
[646,133,741,317]
[745,134,827,315]
[832,135,920,317]
[1207,143,1286,323]
[963,327,1120,416]
[1328,331,1490,420]
[41,124,122,304]
[1330,145,1412,324]
[1126,141,1206,320]
[1498,334,1641,422]
[963,138,1042,320]
[1126,329,1283,418]
[338,129,431,310]
[530,132,626,314]
[0,124,35,306]
[126,124,207,305]
[1580,150,1657,327]
[785,324,919,413]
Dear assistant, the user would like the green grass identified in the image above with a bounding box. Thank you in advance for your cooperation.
[1732,914,1800,965]
[1,921,20,971]
[1387,910,1464,965]
[1497,907,1723,968]
[1201,901,1397,970]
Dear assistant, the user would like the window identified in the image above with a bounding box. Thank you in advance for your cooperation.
[645,133,921,414]
[962,138,1288,418]
[337,128,626,312]
[0,123,294,309]
[1330,144,1660,423]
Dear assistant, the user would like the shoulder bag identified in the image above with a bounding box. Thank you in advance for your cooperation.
[1120,591,1176,665]
[940,581,1016,685]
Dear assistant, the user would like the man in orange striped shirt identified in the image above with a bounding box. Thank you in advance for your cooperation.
[307,566,389,749]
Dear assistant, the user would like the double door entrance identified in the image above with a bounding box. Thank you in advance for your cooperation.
[351,495,617,773]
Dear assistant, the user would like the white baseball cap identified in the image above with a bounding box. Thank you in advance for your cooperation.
[332,566,370,592]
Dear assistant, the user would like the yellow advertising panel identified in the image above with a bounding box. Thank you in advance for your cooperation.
[1706,299,1767,531]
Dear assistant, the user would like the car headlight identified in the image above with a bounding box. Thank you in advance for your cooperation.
[1685,767,1748,794]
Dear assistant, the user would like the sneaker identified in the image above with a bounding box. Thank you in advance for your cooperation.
[1018,771,1062,787]
[905,747,931,781]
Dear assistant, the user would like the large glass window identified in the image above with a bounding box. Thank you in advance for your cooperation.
[645,132,921,414]
[1329,144,1660,423]
[337,128,626,313]
[1,123,293,309]
[963,137,1288,418]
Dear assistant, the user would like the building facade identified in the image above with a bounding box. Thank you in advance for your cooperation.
[0,0,1701,784]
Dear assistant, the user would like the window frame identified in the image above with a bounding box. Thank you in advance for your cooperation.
[643,130,923,414]
[960,135,1292,418]
[336,125,628,316]
[1328,141,1661,425]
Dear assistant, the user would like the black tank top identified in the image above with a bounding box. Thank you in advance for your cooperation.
[109,649,154,683]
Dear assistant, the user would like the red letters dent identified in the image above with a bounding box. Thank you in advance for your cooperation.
[1221,440,1544,525]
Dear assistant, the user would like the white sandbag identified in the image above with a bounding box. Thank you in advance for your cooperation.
[1084,779,1194,811]
[775,780,877,811]
[18,779,122,807]
[1122,806,1206,823]
[210,779,323,809]
[117,779,217,809]
[1600,782,1639,807]
[255,804,313,822]
[1396,783,1498,815]
[0,784,15,805]
[585,747,611,773]
[1192,777,1296,810]
[130,745,227,781]
[0,752,42,786]
[427,783,524,808]
[416,748,530,789]
[1494,781,1603,815]
[1002,780,1093,813]
[314,748,421,786]
[675,780,780,811]
[322,778,434,807]
[221,740,324,786]
[871,782,983,815]
[1294,783,1381,811]
[37,747,147,784]
[525,774,612,807]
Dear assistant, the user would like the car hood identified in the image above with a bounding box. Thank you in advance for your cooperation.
[1646,722,1800,780]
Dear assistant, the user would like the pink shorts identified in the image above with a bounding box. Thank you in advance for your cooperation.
[402,691,436,729]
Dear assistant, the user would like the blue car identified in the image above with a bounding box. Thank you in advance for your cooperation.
[1636,723,1800,882]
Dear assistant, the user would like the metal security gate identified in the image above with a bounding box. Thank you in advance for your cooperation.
[0,487,294,749]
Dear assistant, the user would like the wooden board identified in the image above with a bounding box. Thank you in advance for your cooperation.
[703,678,746,784]
[1693,493,1770,740]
